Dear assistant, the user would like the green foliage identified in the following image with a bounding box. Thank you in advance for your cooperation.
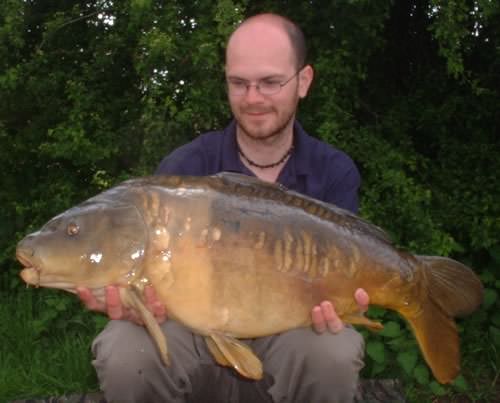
[1,0,499,401]
[0,290,104,402]
[397,349,418,376]
[428,0,470,77]
[357,244,500,400]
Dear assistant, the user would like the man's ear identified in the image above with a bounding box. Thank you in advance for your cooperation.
[298,64,314,98]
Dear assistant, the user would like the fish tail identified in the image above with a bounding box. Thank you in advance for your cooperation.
[419,255,483,317]
[401,256,483,384]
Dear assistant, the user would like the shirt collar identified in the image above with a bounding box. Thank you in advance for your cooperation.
[220,119,312,183]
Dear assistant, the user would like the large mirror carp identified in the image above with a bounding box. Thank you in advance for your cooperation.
[16,172,484,384]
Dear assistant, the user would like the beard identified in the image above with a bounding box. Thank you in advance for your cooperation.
[235,105,296,142]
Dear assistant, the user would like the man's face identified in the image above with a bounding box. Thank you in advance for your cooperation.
[225,22,312,141]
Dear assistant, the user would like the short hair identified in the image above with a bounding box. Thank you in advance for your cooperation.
[229,13,308,69]
[279,16,308,69]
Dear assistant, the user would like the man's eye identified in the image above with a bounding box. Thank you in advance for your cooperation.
[230,80,246,87]
[261,80,280,88]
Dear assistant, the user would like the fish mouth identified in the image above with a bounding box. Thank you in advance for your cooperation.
[20,267,41,286]
[17,249,41,286]
[19,267,78,291]
[17,250,76,291]
[16,249,35,269]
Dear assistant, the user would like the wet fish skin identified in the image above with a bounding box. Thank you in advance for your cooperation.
[16,173,484,384]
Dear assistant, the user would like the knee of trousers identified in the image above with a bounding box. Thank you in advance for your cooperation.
[92,320,163,377]
[263,327,365,403]
[279,327,365,384]
[91,320,198,400]
[304,328,365,379]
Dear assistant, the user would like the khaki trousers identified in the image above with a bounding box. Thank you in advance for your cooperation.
[92,320,364,403]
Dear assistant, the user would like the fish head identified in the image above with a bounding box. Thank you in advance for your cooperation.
[16,200,147,292]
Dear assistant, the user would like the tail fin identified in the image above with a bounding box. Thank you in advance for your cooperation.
[418,256,483,317]
[401,256,483,384]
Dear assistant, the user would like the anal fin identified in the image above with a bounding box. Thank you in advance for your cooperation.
[207,333,263,380]
[205,336,232,367]
[342,312,384,331]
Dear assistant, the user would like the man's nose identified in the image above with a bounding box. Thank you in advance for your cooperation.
[244,84,265,103]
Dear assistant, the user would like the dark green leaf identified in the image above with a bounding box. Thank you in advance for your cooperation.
[379,321,401,338]
[367,306,387,318]
[483,289,498,309]
[452,375,469,392]
[370,361,387,377]
[366,340,386,364]
[413,364,430,385]
[480,271,496,285]
[429,380,447,396]
[396,350,418,375]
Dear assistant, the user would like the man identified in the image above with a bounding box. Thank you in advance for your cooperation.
[78,13,369,403]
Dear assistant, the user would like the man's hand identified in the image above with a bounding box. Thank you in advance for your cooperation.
[77,285,167,325]
[311,288,369,334]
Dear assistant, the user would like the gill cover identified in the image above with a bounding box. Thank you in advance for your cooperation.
[17,200,148,289]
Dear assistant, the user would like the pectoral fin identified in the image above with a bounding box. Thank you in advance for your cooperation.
[207,333,263,380]
[121,287,170,366]
[342,312,384,331]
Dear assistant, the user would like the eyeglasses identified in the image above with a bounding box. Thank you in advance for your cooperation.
[226,69,303,96]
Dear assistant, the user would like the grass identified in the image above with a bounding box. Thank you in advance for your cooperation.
[0,289,102,403]
[1,285,499,403]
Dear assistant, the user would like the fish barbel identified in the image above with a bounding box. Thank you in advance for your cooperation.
[16,172,483,383]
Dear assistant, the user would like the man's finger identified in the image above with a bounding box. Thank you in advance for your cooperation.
[321,301,344,334]
[126,310,144,325]
[152,301,167,322]
[105,286,124,320]
[144,285,167,322]
[311,306,327,334]
[354,288,369,312]
[77,287,105,312]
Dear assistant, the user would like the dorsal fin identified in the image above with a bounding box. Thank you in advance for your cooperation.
[118,172,393,246]
[214,171,287,191]
[211,172,393,246]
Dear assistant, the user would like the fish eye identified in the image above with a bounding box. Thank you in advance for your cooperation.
[67,222,80,236]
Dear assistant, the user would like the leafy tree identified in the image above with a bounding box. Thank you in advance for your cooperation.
[1,0,499,400]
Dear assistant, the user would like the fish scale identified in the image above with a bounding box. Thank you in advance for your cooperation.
[16,172,483,384]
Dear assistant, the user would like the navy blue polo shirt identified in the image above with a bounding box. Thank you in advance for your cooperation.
[155,120,360,214]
